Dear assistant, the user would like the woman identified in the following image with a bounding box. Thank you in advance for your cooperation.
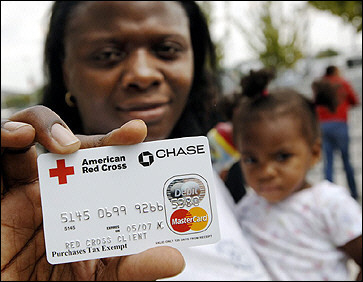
[42,1,217,139]
[1,2,269,280]
[316,65,360,200]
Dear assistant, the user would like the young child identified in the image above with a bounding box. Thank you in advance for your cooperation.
[232,69,362,281]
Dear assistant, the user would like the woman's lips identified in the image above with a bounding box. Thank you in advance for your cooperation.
[116,102,170,122]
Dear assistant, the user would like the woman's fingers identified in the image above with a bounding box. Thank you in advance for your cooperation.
[6,105,81,154]
[78,119,147,149]
[100,246,185,281]
[119,247,185,281]
[1,120,36,150]
[4,106,147,154]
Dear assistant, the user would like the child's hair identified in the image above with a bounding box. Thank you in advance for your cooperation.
[215,67,276,122]
[232,68,338,146]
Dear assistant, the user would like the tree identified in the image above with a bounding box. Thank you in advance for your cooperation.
[2,86,43,109]
[308,1,362,32]
[315,48,339,58]
[230,1,306,72]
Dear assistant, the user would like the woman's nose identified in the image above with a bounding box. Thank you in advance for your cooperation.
[121,49,163,91]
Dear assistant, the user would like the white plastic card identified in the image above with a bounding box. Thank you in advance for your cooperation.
[37,136,220,264]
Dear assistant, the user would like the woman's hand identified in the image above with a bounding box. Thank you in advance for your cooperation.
[1,106,184,280]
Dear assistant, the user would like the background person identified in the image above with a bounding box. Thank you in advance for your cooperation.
[1,2,269,280]
[316,65,360,200]
[232,68,362,280]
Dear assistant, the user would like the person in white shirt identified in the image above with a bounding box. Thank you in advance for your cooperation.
[232,68,362,280]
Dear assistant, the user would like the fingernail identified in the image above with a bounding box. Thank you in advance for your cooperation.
[3,121,32,131]
[51,123,79,147]
[123,119,143,126]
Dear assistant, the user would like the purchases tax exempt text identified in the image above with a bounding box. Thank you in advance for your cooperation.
[37,136,221,264]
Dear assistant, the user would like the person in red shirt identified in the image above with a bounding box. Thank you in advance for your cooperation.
[315,65,360,199]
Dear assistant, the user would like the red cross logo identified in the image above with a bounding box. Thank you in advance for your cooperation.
[49,159,75,185]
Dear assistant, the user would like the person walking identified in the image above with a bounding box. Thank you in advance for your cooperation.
[316,65,360,200]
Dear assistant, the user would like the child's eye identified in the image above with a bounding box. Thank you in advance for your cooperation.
[242,156,257,165]
[276,153,292,162]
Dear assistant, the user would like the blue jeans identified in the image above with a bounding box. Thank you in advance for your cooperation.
[320,121,358,199]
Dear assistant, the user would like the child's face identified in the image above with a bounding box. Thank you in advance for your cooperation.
[236,115,321,203]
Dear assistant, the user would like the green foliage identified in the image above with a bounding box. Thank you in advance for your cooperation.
[258,2,304,70]
[308,1,362,32]
[3,93,33,108]
[2,87,43,109]
[33,86,45,103]
[315,48,340,58]
[231,2,306,71]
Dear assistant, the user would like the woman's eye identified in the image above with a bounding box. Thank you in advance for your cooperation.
[154,43,182,59]
[93,49,125,63]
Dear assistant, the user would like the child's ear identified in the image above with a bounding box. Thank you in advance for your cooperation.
[310,138,322,167]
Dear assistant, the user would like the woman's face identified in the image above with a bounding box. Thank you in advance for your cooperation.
[63,1,194,141]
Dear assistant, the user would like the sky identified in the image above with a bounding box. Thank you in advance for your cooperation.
[1,1,362,93]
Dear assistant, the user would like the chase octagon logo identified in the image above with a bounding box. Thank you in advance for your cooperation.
[138,151,154,167]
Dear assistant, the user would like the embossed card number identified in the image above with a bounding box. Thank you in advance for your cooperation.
[38,137,220,264]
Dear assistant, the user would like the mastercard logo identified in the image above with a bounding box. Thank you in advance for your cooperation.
[170,207,209,233]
